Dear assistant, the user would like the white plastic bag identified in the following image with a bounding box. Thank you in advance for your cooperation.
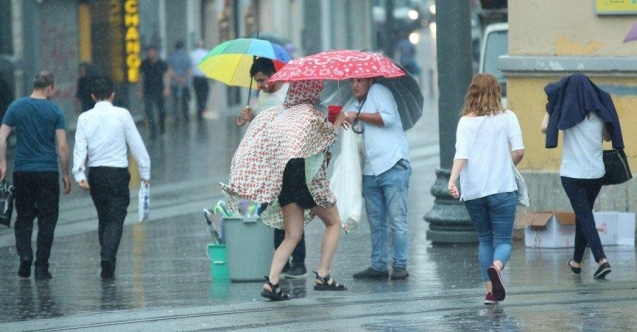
[513,166,529,207]
[138,181,150,221]
[330,128,364,232]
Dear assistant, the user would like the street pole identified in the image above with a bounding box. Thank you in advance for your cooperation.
[424,0,476,244]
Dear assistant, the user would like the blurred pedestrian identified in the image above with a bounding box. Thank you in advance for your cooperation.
[222,80,347,300]
[75,62,95,113]
[139,46,170,139]
[346,77,412,281]
[236,58,308,279]
[167,40,192,122]
[447,73,524,305]
[541,73,620,280]
[0,71,71,280]
[189,40,213,121]
[72,76,150,280]
[0,73,14,121]
[394,33,420,78]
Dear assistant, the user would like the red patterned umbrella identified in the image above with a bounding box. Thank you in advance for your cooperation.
[268,49,405,82]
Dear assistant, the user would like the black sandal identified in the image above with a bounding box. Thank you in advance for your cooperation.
[313,271,347,291]
[260,277,290,301]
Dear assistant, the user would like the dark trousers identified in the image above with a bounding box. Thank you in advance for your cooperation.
[274,228,306,267]
[192,76,209,119]
[171,86,191,121]
[143,93,166,137]
[561,176,606,263]
[13,171,60,270]
[88,167,131,264]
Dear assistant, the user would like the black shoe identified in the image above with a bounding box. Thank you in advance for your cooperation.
[594,262,611,279]
[353,267,389,279]
[390,267,409,280]
[567,260,581,275]
[281,262,291,274]
[101,261,115,280]
[18,260,31,278]
[285,264,308,279]
[34,268,52,280]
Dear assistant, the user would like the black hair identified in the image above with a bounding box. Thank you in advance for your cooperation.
[90,76,114,100]
[249,57,276,77]
[33,71,55,89]
[175,40,185,49]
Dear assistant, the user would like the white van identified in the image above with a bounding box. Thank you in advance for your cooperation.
[478,23,508,107]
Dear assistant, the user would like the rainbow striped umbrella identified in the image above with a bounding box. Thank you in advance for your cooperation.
[197,38,292,88]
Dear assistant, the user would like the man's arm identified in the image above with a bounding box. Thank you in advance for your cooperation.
[0,124,12,181]
[55,129,71,194]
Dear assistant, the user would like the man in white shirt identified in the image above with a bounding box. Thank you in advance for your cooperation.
[190,40,212,121]
[72,76,150,280]
[236,57,289,127]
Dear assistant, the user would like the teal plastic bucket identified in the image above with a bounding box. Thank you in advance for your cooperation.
[223,217,273,282]
[207,243,229,280]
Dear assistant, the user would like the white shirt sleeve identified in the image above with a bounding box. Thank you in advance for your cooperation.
[507,111,525,151]
[454,118,469,160]
[72,115,88,182]
[123,112,151,179]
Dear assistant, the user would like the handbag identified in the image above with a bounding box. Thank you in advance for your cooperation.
[513,166,529,207]
[0,179,15,228]
[602,149,632,185]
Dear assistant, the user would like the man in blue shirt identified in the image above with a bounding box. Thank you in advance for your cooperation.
[345,78,412,280]
[168,40,192,122]
[0,71,71,280]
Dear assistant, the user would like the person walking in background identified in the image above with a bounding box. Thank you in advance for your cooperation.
[0,73,14,121]
[167,40,192,122]
[72,76,150,280]
[139,46,169,139]
[236,57,307,279]
[0,71,71,280]
[394,32,420,78]
[189,40,213,121]
[222,80,347,300]
[448,73,524,305]
[346,77,412,281]
[541,73,621,280]
[75,62,95,113]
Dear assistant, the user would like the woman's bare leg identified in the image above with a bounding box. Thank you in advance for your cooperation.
[310,205,341,277]
[265,203,304,287]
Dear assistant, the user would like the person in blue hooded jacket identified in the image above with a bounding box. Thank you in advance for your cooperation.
[541,73,621,279]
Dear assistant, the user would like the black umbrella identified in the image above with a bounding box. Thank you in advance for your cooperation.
[320,65,423,131]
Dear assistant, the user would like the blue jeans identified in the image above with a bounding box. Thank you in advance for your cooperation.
[362,159,411,271]
[464,191,516,281]
[560,176,605,263]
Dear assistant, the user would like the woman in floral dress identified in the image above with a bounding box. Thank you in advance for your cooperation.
[222,79,348,300]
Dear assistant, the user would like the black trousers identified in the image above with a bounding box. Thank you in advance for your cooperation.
[274,228,306,267]
[88,167,130,263]
[13,171,60,270]
[192,76,210,118]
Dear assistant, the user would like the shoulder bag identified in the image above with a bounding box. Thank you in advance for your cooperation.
[602,149,632,185]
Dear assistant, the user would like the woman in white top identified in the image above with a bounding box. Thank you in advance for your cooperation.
[541,74,612,280]
[448,74,525,305]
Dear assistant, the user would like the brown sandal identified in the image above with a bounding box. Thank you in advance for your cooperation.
[260,277,290,301]
[313,271,347,291]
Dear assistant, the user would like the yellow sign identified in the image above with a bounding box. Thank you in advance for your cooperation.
[595,0,637,15]
[124,0,141,83]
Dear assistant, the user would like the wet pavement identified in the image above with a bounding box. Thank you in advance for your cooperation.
[2,30,637,331]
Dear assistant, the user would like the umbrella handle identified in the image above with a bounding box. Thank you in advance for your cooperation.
[352,98,366,134]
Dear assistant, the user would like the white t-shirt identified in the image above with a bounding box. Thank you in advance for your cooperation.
[254,83,289,113]
[560,112,605,179]
[454,110,524,201]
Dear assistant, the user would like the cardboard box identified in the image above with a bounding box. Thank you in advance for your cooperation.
[593,212,635,246]
[520,212,575,248]
[519,212,635,248]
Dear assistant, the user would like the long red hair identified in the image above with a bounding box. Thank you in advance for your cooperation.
[461,73,504,116]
